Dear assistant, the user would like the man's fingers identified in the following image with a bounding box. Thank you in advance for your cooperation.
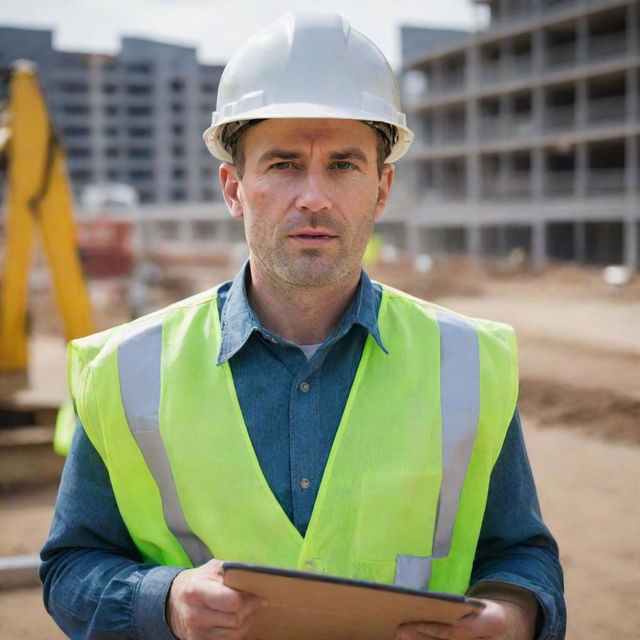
[201,580,245,613]
[210,616,254,638]
[396,599,510,639]
[397,621,454,639]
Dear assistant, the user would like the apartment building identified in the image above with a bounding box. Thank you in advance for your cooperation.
[0,26,223,204]
[402,0,639,267]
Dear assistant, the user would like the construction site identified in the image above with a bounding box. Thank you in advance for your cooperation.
[1,2,639,639]
[1,247,638,638]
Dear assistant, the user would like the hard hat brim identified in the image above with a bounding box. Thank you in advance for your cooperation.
[203,103,413,164]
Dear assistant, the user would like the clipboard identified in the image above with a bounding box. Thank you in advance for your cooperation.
[222,562,484,640]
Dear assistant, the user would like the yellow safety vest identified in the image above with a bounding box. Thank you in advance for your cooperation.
[69,284,518,594]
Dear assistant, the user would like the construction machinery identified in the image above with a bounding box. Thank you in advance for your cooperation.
[0,60,95,474]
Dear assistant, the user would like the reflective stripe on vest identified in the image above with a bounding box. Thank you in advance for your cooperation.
[117,309,480,585]
[118,318,212,567]
[394,311,480,590]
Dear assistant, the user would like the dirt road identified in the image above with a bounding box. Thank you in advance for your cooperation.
[1,262,638,639]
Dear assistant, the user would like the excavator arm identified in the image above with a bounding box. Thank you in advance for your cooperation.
[0,61,94,397]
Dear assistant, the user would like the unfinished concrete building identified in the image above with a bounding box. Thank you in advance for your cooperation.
[402,0,639,267]
[0,26,224,205]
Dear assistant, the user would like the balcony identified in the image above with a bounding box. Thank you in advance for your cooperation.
[586,168,626,196]
[480,55,534,87]
[478,113,536,142]
[545,42,577,71]
[545,171,575,197]
[480,63,501,87]
[544,104,575,132]
[505,114,536,139]
[587,32,628,64]
[481,172,532,200]
[541,0,580,17]
[587,95,627,128]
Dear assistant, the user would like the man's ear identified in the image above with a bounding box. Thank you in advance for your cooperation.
[219,162,244,219]
[374,163,395,221]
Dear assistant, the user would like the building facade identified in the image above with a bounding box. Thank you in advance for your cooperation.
[402,0,639,267]
[0,26,224,204]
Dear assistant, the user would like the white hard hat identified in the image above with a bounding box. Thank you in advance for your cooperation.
[203,11,413,163]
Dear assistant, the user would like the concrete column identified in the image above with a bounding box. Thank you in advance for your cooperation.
[576,15,588,67]
[625,135,639,269]
[467,154,481,202]
[532,146,544,201]
[466,41,479,93]
[626,132,638,196]
[575,142,587,199]
[432,59,443,95]
[466,44,479,148]
[624,219,638,270]
[466,42,480,208]
[434,108,445,146]
[499,152,513,200]
[184,64,201,202]
[499,38,512,82]
[532,28,544,77]
[434,159,445,194]
[153,54,172,203]
[576,77,588,130]
[574,222,586,265]
[499,92,513,141]
[88,55,106,185]
[629,1,639,58]
[627,64,638,127]
[532,221,546,267]
[468,225,481,259]
[532,84,544,135]
[498,0,508,26]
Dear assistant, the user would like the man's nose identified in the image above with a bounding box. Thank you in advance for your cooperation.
[295,170,332,213]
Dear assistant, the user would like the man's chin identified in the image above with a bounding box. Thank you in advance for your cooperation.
[275,260,353,288]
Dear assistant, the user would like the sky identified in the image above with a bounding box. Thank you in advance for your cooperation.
[0,0,487,69]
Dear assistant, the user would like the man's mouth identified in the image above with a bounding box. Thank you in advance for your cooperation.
[289,229,338,243]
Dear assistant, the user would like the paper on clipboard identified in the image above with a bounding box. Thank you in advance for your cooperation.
[222,562,484,640]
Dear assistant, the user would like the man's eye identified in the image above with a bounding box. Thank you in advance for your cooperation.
[332,161,357,170]
[270,161,297,170]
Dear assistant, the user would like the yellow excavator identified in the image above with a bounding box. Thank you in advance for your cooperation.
[0,61,95,455]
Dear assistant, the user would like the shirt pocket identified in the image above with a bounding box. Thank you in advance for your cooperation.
[354,471,441,562]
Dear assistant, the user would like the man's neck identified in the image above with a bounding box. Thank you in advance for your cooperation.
[246,264,360,345]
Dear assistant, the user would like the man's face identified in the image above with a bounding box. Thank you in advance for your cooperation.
[220,118,394,289]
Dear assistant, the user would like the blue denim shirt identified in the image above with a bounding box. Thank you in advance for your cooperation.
[41,263,565,639]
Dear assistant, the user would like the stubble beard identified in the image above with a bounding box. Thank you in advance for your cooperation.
[249,210,376,289]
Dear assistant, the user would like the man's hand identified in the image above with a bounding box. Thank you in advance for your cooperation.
[166,559,267,639]
[394,598,537,640]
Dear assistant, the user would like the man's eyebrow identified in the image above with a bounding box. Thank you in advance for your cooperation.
[330,148,368,164]
[257,147,369,165]
[257,149,301,164]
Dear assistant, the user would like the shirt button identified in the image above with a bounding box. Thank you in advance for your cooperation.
[300,478,311,489]
[299,381,310,393]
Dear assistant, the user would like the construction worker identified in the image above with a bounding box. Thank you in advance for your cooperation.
[41,12,565,640]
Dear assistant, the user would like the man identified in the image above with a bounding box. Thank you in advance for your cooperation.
[41,12,565,640]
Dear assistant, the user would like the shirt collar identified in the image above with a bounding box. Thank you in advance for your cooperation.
[217,260,387,365]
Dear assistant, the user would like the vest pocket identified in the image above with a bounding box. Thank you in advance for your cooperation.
[354,472,440,562]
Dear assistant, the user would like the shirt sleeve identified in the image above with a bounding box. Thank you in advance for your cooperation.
[471,409,566,640]
[40,423,183,640]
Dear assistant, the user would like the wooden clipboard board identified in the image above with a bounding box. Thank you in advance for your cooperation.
[223,563,484,640]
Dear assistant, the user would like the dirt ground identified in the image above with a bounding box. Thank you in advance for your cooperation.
[1,259,638,639]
